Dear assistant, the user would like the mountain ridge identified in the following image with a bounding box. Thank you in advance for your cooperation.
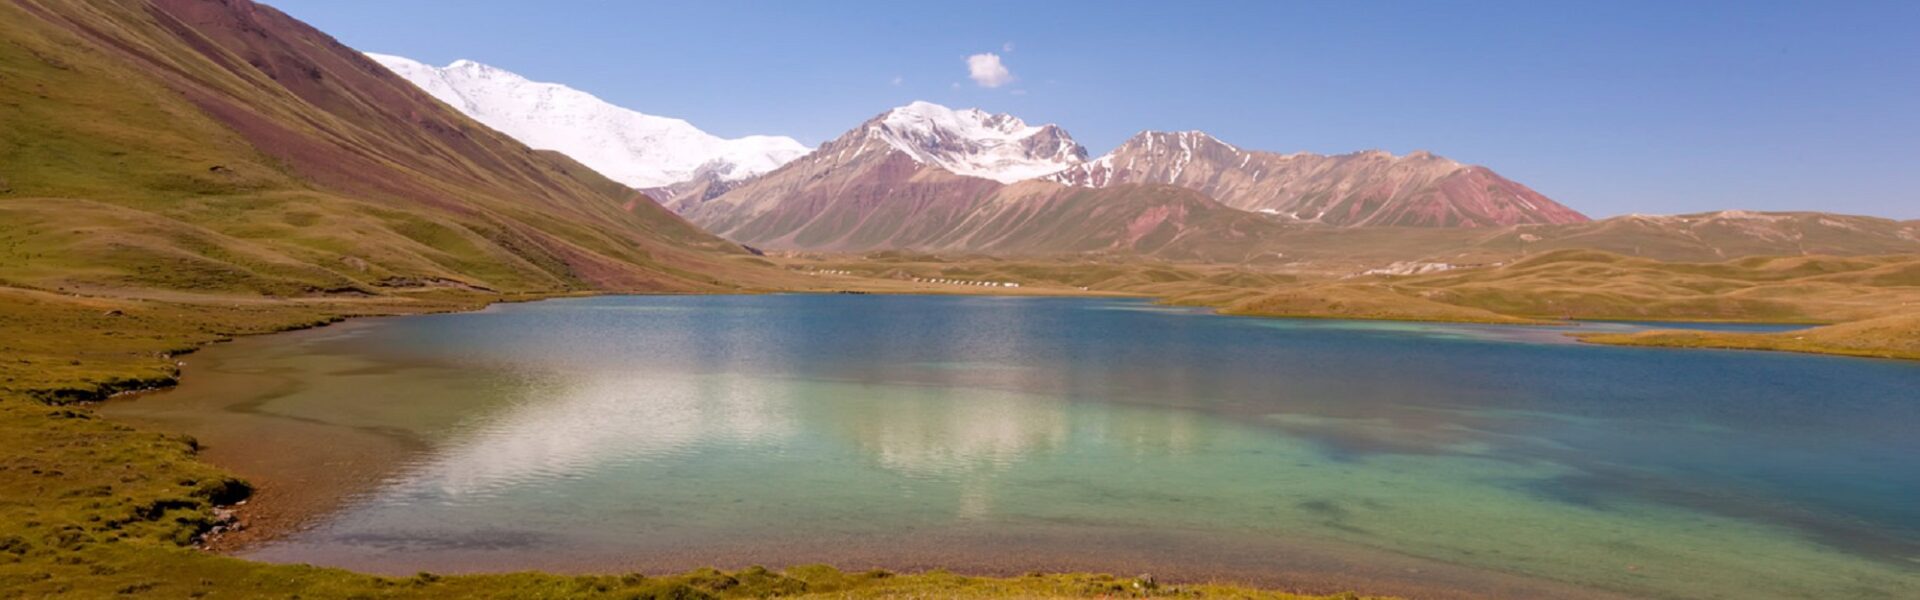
[864,101,1087,183]
[666,102,1264,256]
[675,103,1913,262]
[1049,130,1587,227]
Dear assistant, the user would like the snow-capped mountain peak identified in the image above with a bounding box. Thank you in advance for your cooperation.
[862,101,1086,183]
[366,53,809,189]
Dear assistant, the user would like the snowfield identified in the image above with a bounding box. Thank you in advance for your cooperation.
[367,53,808,189]
[866,101,1087,183]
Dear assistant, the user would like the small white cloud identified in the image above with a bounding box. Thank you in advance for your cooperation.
[890,75,904,86]
[1009,89,1027,96]
[951,81,962,90]
[1002,41,1016,53]
[966,52,1014,88]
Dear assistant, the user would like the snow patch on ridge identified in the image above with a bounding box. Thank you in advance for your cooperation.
[367,53,809,189]
[867,101,1086,183]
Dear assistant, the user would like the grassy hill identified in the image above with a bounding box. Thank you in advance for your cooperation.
[0,0,770,299]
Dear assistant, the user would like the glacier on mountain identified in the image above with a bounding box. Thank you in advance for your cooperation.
[863,101,1086,183]
[367,53,808,189]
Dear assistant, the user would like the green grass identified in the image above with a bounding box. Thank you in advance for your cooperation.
[0,0,777,303]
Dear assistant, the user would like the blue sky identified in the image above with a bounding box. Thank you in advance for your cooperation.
[271,1,1919,219]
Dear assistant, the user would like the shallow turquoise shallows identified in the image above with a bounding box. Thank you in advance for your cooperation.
[122,295,1920,599]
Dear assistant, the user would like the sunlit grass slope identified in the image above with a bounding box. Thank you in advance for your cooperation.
[0,0,771,298]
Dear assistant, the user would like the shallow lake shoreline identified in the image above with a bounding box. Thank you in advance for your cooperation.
[93,290,1920,600]
[104,289,1898,553]
[11,282,1904,600]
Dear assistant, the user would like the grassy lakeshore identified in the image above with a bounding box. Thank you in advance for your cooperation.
[2,255,1908,598]
[3,0,1905,596]
[6,272,1911,599]
[0,285,1388,599]
[788,250,1920,361]
[1574,313,1920,361]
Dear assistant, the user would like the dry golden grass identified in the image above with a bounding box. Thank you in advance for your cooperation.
[1576,313,1920,361]
[1209,284,1541,324]
[794,249,1920,359]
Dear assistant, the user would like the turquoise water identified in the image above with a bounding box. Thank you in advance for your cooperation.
[136,296,1920,598]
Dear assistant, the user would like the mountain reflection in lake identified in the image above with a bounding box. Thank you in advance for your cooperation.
[107,295,1920,600]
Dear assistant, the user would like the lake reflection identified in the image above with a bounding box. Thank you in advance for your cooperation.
[116,295,1919,599]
